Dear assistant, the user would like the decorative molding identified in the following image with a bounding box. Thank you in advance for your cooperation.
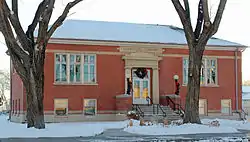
[162,54,241,59]
[53,83,98,86]
[119,46,163,55]
[46,49,241,60]
[46,49,123,55]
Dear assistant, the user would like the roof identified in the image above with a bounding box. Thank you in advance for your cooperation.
[43,19,245,47]
[242,86,250,100]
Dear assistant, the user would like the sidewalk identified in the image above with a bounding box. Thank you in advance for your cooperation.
[79,128,250,141]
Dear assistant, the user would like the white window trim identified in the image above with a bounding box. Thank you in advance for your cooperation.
[183,57,218,87]
[83,99,97,116]
[55,54,68,83]
[69,54,82,83]
[54,98,68,116]
[54,53,97,85]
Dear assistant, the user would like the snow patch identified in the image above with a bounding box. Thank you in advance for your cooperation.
[125,118,250,136]
[0,115,128,138]
[202,118,250,131]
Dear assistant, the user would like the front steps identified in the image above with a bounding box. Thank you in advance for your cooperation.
[132,104,182,122]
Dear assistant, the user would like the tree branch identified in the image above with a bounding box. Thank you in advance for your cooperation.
[46,0,83,40]
[202,0,210,23]
[2,0,30,53]
[0,5,29,62]
[12,0,18,18]
[183,0,191,20]
[211,0,227,35]
[171,0,195,45]
[194,0,204,40]
[36,0,55,51]
[26,0,47,42]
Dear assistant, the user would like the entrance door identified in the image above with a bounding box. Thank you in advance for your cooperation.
[132,69,150,104]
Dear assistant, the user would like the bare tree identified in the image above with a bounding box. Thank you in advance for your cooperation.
[171,0,227,123]
[0,0,83,129]
[0,70,9,108]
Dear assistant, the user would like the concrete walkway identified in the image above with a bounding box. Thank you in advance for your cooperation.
[79,128,250,141]
[0,128,249,142]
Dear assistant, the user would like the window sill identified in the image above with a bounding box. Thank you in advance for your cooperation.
[84,115,96,117]
[182,84,219,88]
[54,115,68,118]
[53,82,98,86]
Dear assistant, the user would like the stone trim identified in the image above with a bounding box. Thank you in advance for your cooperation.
[115,94,133,98]
[10,113,127,123]
[46,49,241,60]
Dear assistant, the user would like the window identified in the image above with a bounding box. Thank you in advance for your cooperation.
[70,55,81,83]
[54,99,68,116]
[183,58,217,86]
[55,54,67,82]
[55,53,96,84]
[12,100,14,114]
[15,100,17,114]
[83,99,96,116]
[199,99,207,115]
[221,99,231,115]
[18,99,20,115]
[83,55,96,83]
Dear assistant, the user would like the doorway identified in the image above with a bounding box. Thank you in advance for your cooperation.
[132,68,151,104]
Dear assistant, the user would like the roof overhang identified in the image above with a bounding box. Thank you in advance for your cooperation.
[47,38,247,51]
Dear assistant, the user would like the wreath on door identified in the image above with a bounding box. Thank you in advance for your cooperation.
[134,68,148,79]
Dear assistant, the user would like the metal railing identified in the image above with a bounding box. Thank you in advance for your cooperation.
[132,104,144,117]
[239,109,248,120]
[146,96,153,106]
[146,96,166,117]
[166,96,185,117]
[155,104,167,117]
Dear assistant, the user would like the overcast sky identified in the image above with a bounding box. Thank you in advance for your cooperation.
[0,0,249,81]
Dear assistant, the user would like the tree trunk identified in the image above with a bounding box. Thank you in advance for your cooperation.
[24,64,45,129]
[183,45,203,124]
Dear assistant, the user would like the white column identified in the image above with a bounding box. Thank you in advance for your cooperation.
[152,68,159,104]
[124,67,131,93]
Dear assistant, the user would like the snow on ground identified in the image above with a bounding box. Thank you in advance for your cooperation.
[193,137,249,142]
[124,119,239,135]
[0,115,128,138]
[202,118,250,131]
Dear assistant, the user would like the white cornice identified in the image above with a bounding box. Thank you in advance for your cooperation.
[48,38,247,51]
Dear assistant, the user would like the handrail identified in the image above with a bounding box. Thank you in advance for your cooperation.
[157,104,166,117]
[146,96,153,106]
[166,96,185,117]
[132,104,144,117]
[240,109,248,120]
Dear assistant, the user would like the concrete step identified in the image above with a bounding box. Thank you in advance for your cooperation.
[132,104,183,121]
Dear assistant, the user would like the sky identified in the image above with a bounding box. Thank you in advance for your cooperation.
[0,0,249,81]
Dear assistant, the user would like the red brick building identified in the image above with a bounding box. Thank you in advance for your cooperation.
[10,20,247,123]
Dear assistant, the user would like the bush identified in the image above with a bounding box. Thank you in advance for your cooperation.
[127,111,140,120]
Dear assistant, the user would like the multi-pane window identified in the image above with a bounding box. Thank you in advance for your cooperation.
[83,99,96,116]
[55,53,96,84]
[70,55,81,83]
[55,54,67,82]
[54,99,68,116]
[84,55,96,83]
[183,58,217,86]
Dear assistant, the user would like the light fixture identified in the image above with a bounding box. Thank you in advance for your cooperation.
[173,75,179,80]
